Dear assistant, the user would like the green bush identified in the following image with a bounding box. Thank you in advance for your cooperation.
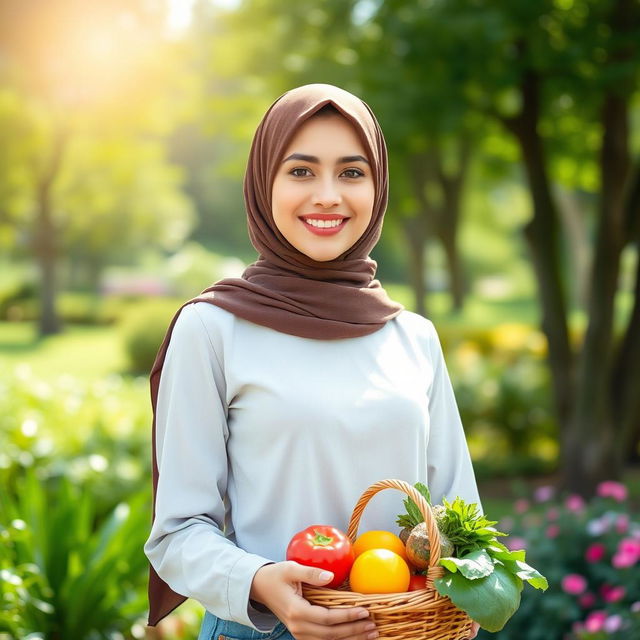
[120,299,182,374]
[477,482,640,639]
[0,371,151,519]
[0,469,149,639]
[442,323,558,474]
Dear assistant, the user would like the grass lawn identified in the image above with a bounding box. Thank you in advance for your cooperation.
[0,320,130,383]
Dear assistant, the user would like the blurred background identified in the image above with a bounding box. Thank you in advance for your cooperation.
[0,0,639,638]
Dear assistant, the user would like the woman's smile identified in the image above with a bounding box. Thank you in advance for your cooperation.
[271,111,375,262]
[299,213,349,235]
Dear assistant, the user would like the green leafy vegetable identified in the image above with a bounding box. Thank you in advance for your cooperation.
[437,497,505,557]
[396,482,431,529]
[435,563,523,632]
[439,549,494,580]
[397,483,548,632]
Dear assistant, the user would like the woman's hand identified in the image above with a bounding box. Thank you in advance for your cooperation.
[468,621,480,638]
[250,561,378,640]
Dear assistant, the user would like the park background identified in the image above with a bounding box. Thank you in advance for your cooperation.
[1,0,639,638]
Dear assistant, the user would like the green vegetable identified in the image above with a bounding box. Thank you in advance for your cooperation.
[395,482,431,530]
[397,483,548,632]
[435,563,522,632]
[437,496,505,557]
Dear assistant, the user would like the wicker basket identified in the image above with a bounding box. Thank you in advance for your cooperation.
[302,479,473,640]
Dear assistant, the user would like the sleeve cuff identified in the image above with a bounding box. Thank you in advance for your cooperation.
[227,554,279,631]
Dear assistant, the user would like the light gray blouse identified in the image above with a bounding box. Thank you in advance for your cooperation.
[144,302,481,632]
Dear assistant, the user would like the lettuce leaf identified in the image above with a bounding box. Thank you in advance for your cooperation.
[434,563,523,632]
[439,549,494,580]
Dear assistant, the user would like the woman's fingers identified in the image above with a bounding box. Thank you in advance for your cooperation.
[294,618,378,640]
[286,602,376,640]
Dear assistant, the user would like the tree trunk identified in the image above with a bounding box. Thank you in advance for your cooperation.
[403,216,429,317]
[503,66,575,447]
[568,93,630,493]
[405,152,436,317]
[436,136,471,312]
[32,128,67,337]
[613,163,640,465]
[555,186,592,309]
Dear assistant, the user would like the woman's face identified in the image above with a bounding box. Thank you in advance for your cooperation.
[271,113,375,262]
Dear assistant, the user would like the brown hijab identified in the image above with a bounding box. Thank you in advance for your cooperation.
[147,84,403,626]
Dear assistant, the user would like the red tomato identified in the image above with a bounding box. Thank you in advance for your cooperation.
[286,525,355,588]
[408,574,427,591]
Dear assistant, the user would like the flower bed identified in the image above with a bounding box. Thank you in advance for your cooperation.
[481,480,640,639]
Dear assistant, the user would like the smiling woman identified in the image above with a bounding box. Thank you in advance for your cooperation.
[144,84,481,640]
[271,108,375,262]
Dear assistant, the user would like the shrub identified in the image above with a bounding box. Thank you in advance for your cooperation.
[477,481,640,639]
[0,470,149,639]
[120,299,181,374]
[0,370,151,519]
[446,328,557,474]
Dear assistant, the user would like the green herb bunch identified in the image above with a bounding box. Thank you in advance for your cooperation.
[395,482,432,530]
[437,496,506,557]
[396,483,548,633]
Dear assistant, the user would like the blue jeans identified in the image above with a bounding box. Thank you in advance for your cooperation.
[198,610,295,640]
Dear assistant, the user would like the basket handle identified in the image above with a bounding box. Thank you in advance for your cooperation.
[346,479,443,569]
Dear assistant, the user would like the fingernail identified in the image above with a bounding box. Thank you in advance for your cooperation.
[358,610,369,619]
[319,571,333,581]
[367,632,379,640]
[365,622,376,631]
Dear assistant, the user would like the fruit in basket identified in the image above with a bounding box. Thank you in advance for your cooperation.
[405,521,455,570]
[349,548,411,594]
[399,526,413,544]
[407,573,428,591]
[353,530,408,562]
[286,525,355,589]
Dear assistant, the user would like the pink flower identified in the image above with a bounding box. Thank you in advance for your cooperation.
[546,506,560,521]
[631,601,640,613]
[546,524,560,539]
[585,543,607,563]
[565,494,585,512]
[612,538,640,568]
[534,485,555,502]
[616,513,630,534]
[514,498,529,514]
[600,584,626,603]
[584,610,608,633]
[579,592,596,608]
[612,551,637,569]
[596,481,628,502]
[561,573,587,595]
[604,614,624,632]
[618,538,640,557]
[506,536,527,551]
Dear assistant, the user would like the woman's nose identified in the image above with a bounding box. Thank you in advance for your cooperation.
[312,179,342,208]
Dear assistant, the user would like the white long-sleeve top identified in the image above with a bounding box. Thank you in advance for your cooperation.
[144,302,481,632]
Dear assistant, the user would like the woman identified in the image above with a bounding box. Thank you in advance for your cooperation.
[144,83,481,640]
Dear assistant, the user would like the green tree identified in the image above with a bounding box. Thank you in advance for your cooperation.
[0,0,195,335]
[434,0,640,494]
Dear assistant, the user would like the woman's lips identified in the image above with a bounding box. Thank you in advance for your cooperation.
[299,214,349,236]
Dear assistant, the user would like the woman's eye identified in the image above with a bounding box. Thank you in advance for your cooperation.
[290,168,312,177]
[342,168,364,178]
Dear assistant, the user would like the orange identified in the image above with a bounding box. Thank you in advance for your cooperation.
[349,549,411,594]
[352,530,408,562]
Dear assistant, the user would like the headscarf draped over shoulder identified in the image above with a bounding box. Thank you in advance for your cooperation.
[147,84,403,625]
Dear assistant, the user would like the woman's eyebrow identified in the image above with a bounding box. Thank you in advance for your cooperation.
[282,153,370,165]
